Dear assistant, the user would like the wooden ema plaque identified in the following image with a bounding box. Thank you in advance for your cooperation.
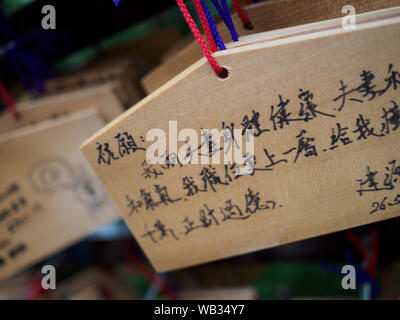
[81,9,400,272]
[0,82,124,134]
[0,109,119,279]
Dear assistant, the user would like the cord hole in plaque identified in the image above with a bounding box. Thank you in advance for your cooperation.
[244,21,253,30]
[217,66,230,81]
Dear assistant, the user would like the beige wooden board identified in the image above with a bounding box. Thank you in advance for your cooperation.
[0,270,35,299]
[31,58,144,109]
[43,268,136,300]
[39,59,136,93]
[141,0,400,94]
[178,286,257,300]
[82,12,400,272]
[0,82,124,134]
[91,28,182,67]
[0,108,119,280]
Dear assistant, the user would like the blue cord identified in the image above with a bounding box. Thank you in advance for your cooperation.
[210,0,239,42]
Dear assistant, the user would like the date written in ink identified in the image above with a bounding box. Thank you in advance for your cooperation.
[369,193,400,214]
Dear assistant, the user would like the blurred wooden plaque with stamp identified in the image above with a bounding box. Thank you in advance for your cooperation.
[81,8,400,272]
[0,109,119,280]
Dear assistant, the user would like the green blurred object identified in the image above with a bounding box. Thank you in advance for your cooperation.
[118,272,150,298]
[253,262,359,299]
[52,5,186,73]
[1,0,36,16]
[1,0,232,74]
[53,0,231,73]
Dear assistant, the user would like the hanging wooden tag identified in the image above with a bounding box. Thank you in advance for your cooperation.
[81,11,400,272]
[39,59,143,109]
[0,108,119,280]
[0,82,124,134]
[45,59,135,92]
[141,0,400,94]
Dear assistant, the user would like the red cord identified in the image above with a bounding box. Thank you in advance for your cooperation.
[126,253,176,299]
[368,228,379,278]
[345,231,369,261]
[175,0,223,75]
[345,230,379,278]
[0,81,19,118]
[23,275,46,300]
[232,0,252,29]
[193,0,218,53]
